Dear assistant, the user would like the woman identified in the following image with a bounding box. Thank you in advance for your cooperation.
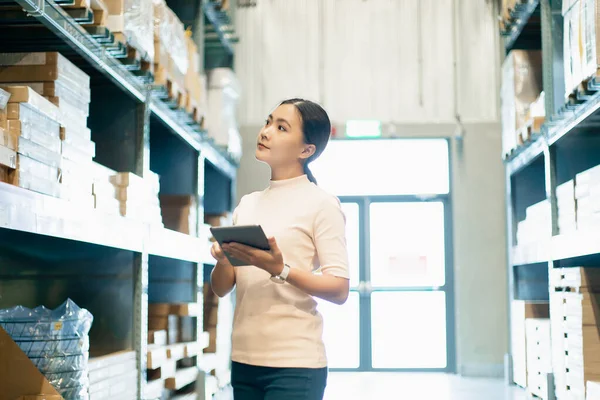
[210,98,350,400]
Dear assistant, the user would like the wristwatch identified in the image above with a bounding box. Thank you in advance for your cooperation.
[270,264,290,284]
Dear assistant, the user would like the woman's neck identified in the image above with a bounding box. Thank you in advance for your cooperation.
[270,164,305,181]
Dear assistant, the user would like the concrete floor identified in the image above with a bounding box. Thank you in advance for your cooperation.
[324,373,528,400]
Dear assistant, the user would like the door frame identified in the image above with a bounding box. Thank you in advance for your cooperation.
[331,194,456,373]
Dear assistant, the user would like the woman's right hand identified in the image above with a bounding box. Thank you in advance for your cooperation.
[211,242,232,266]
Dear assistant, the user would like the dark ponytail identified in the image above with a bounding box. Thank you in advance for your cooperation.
[280,98,331,185]
[304,164,317,185]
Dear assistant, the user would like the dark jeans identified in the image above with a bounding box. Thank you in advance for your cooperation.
[231,361,328,400]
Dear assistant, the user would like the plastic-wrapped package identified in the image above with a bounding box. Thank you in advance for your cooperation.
[0,298,93,339]
[58,385,90,400]
[45,370,89,387]
[0,299,92,400]
[207,68,242,161]
[124,0,155,63]
[31,353,88,372]
[17,335,90,357]
[153,0,188,76]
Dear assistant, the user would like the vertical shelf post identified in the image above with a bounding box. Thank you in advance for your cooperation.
[541,0,565,117]
[136,86,153,178]
[134,251,149,398]
[505,164,516,375]
[134,87,152,397]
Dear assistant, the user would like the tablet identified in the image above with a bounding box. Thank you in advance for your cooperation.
[210,225,271,267]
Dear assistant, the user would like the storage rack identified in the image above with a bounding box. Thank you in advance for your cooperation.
[501,0,542,52]
[503,0,600,389]
[0,0,237,398]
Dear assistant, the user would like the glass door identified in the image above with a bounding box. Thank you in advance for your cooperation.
[312,138,455,372]
[368,200,450,370]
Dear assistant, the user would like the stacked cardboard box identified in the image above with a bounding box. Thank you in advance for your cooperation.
[516,200,552,245]
[160,195,198,236]
[557,179,578,234]
[153,0,188,107]
[501,50,543,156]
[202,283,233,388]
[93,171,163,227]
[104,0,154,63]
[563,0,600,100]
[550,267,600,399]
[575,166,600,230]
[0,86,62,197]
[0,52,96,207]
[500,0,517,25]
[88,351,138,400]
[207,68,242,162]
[147,303,201,398]
[184,34,207,125]
[511,301,550,388]
[525,319,553,399]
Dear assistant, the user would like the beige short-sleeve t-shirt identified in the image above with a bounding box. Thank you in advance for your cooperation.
[229,174,349,368]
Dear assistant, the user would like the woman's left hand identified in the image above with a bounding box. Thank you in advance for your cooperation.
[222,237,284,276]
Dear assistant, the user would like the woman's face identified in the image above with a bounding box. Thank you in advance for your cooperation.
[256,104,313,167]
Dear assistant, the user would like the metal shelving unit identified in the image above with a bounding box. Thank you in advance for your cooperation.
[0,0,237,398]
[503,0,600,391]
[501,0,541,52]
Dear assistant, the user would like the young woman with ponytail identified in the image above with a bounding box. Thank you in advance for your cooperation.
[210,98,350,400]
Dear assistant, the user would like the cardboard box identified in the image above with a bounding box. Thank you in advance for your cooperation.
[3,103,61,139]
[16,154,60,182]
[160,195,198,235]
[501,50,543,155]
[0,52,90,89]
[60,125,92,143]
[565,1,584,98]
[170,303,200,317]
[147,345,168,370]
[46,95,89,118]
[62,139,95,162]
[562,267,600,290]
[563,292,600,326]
[0,85,61,123]
[4,169,61,197]
[8,120,61,154]
[149,315,178,344]
[0,87,9,109]
[0,326,62,399]
[149,329,168,346]
[2,80,90,106]
[165,367,198,390]
[106,14,125,33]
[11,135,61,168]
[204,304,218,327]
[88,350,136,384]
[184,341,202,358]
[511,301,550,388]
[0,144,16,169]
[144,378,165,400]
[104,0,124,14]
[147,360,176,381]
[110,171,159,193]
[166,343,186,361]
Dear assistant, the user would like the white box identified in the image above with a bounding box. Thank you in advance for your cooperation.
[565,1,584,98]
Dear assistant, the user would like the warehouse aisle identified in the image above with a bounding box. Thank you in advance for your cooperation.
[324,373,527,400]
